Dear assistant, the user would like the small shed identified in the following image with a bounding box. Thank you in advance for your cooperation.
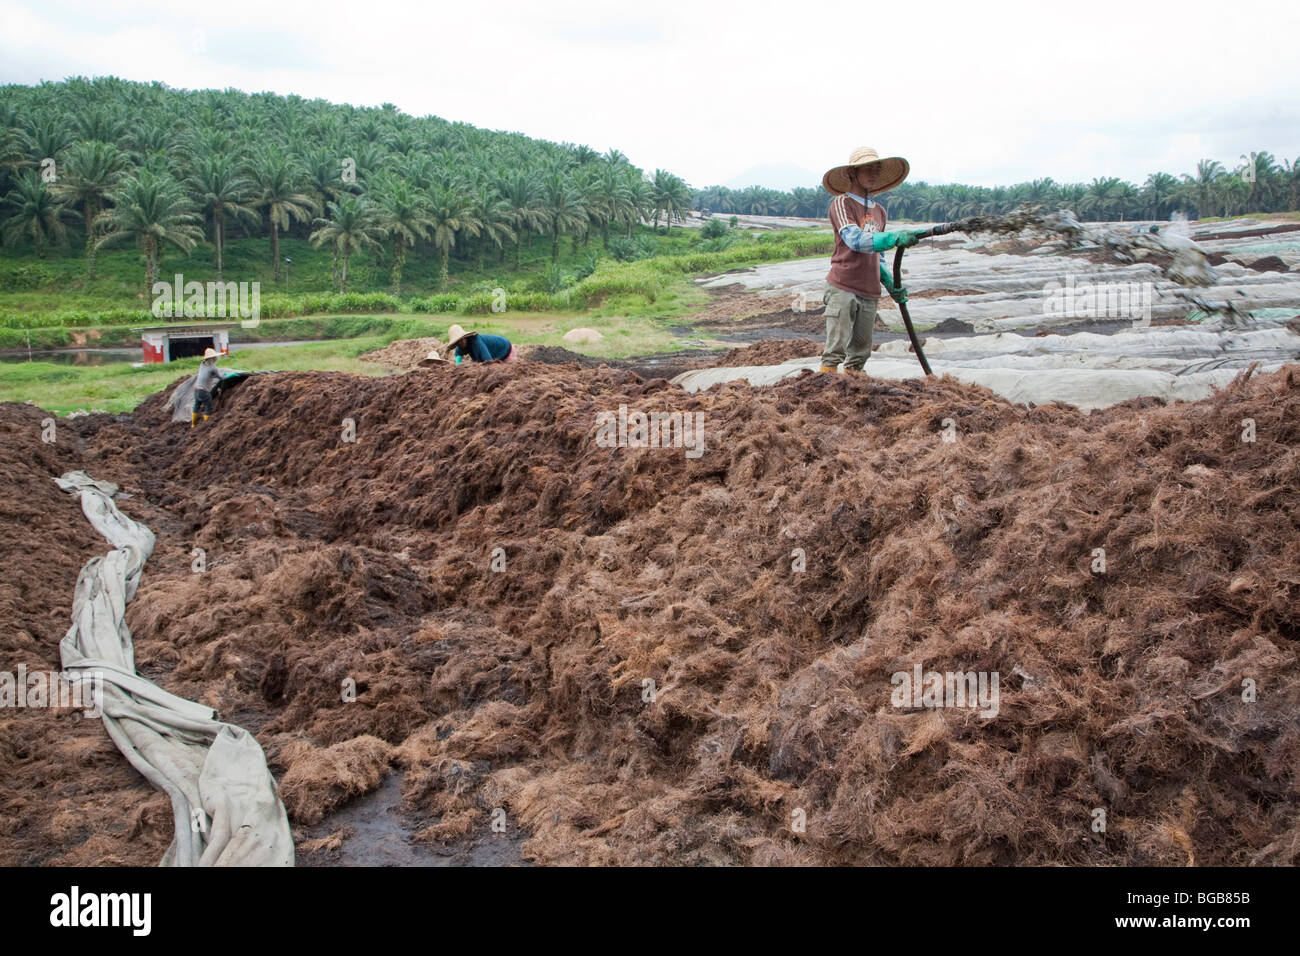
[131,323,234,364]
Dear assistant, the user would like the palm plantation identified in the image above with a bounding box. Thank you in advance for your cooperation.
[1,77,1296,308]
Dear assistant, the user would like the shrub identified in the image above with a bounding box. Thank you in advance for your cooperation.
[540,264,571,294]
[328,291,400,313]
[0,263,56,291]
[606,236,637,262]
[700,218,728,239]
[409,293,462,313]
[460,292,502,315]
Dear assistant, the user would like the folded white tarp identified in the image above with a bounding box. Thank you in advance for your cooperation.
[56,471,293,866]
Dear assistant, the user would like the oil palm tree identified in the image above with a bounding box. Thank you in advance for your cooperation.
[370,175,433,293]
[1142,172,1178,220]
[309,195,384,293]
[651,169,691,230]
[187,154,258,282]
[1081,177,1123,221]
[426,183,481,287]
[2,171,75,257]
[301,145,357,212]
[496,170,545,270]
[1185,160,1224,219]
[594,165,635,248]
[246,149,315,281]
[539,172,586,263]
[23,113,74,168]
[0,123,31,187]
[72,107,129,148]
[50,140,128,276]
[1239,151,1278,211]
[625,177,653,237]
[94,168,204,292]
[470,185,515,271]
[1282,157,1300,212]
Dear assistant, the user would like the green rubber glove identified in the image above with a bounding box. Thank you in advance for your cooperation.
[870,230,923,253]
[879,263,908,304]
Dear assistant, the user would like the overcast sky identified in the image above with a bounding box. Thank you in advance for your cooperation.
[3,0,1298,191]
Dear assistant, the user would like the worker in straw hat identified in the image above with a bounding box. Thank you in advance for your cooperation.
[819,147,923,374]
[191,347,223,428]
[445,324,517,365]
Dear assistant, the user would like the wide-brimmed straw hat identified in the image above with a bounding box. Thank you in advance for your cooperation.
[822,147,910,196]
[202,347,221,360]
[445,324,473,348]
[418,349,448,366]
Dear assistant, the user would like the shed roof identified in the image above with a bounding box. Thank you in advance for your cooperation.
[130,323,237,334]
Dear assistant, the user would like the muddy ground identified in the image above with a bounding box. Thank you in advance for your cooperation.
[2,348,1298,866]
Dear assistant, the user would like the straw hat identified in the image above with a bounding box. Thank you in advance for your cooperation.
[445,324,472,348]
[822,147,910,197]
[417,349,448,367]
[202,347,220,360]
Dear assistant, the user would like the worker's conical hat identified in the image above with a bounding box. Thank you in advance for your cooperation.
[418,349,448,366]
[202,347,221,360]
[446,324,472,347]
[822,146,910,197]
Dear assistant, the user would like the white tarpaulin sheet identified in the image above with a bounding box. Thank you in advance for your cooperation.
[672,355,1283,411]
[672,324,1299,410]
[56,471,293,866]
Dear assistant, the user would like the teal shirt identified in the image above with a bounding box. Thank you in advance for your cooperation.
[454,333,512,362]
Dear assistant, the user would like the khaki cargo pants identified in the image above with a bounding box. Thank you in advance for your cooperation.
[821,284,878,371]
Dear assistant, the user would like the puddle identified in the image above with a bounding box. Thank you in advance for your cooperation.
[298,772,529,867]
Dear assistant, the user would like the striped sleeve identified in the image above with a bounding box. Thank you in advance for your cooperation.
[828,195,851,233]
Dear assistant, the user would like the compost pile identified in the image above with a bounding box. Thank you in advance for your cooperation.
[360,336,447,370]
[0,405,173,864]
[5,346,1299,866]
[713,337,823,367]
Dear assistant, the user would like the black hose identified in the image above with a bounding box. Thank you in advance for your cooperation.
[886,220,964,375]
[892,244,934,376]
[921,221,961,238]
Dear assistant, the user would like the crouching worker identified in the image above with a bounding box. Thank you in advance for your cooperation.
[820,147,921,374]
[192,347,223,428]
[446,324,517,365]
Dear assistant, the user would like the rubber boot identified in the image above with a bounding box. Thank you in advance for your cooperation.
[202,414,210,421]
[190,412,198,429]
[818,365,837,373]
